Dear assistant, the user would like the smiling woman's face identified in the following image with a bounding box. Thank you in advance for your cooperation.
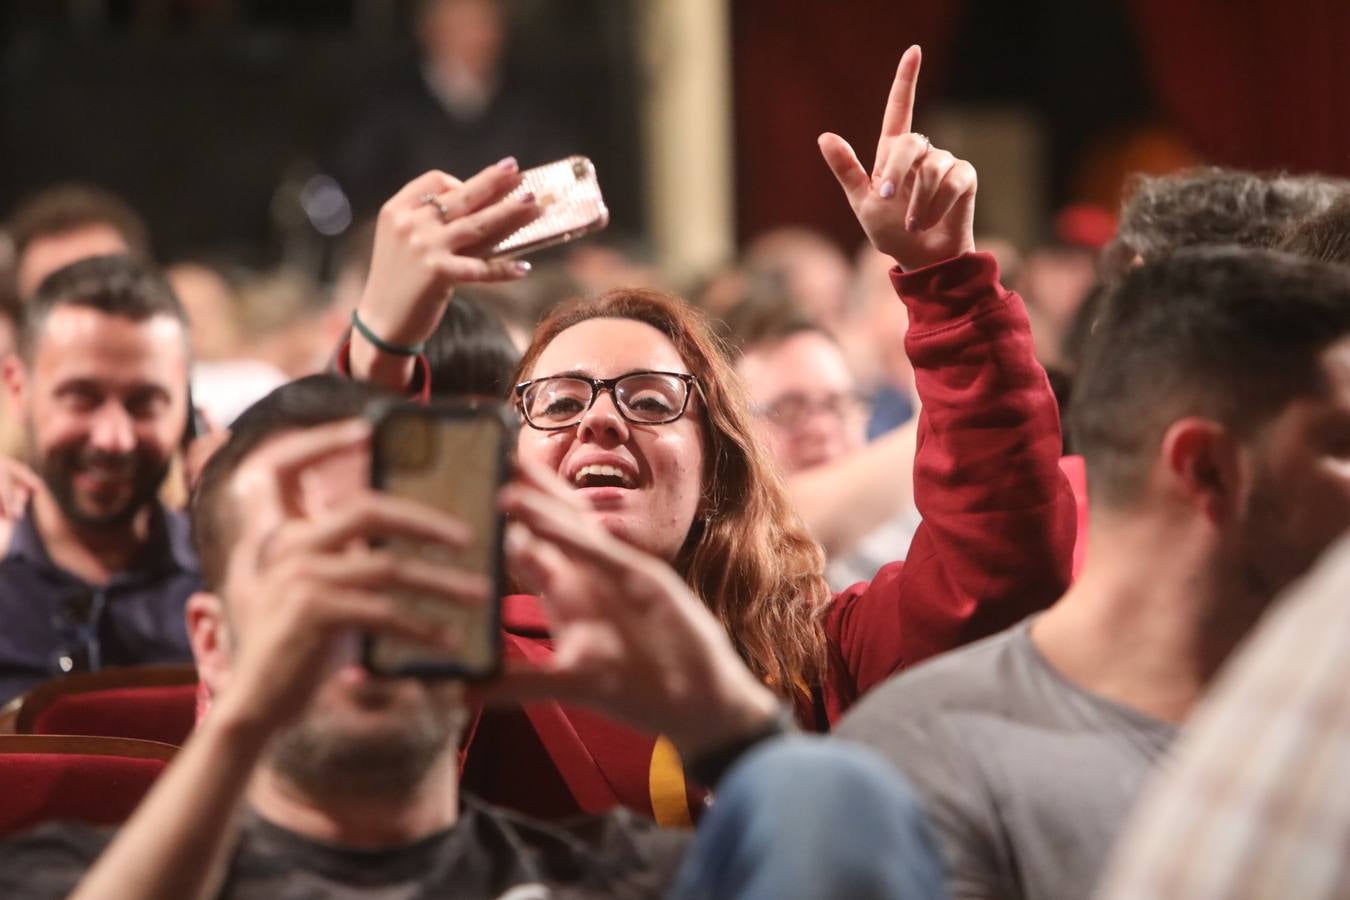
[515,317,706,563]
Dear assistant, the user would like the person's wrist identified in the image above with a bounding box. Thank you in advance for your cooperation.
[891,235,978,273]
[352,297,444,351]
[350,309,425,356]
[682,693,796,789]
[668,679,782,761]
[349,314,424,390]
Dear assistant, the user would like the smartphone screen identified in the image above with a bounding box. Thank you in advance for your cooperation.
[363,401,512,679]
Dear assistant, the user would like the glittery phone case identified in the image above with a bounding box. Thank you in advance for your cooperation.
[485,156,610,258]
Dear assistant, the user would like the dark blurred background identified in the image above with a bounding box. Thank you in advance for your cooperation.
[0,0,645,268]
[2,0,1347,268]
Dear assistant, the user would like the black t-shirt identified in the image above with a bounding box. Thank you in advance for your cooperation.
[0,796,690,899]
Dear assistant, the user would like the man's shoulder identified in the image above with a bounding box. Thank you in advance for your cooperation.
[0,819,111,856]
[469,795,691,861]
[847,623,1026,712]
[230,802,685,900]
[0,821,112,899]
[157,504,202,577]
[463,797,690,897]
[839,622,1035,733]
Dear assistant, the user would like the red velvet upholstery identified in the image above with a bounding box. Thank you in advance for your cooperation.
[0,737,174,835]
[28,685,198,746]
[15,667,199,746]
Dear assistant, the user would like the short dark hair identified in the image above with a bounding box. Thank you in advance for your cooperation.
[1069,246,1350,509]
[8,183,151,265]
[1104,168,1346,273]
[1278,194,1350,267]
[22,255,187,360]
[424,295,520,400]
[191,375,391,592]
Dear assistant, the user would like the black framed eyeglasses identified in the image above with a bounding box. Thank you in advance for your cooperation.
[514,371,700,431]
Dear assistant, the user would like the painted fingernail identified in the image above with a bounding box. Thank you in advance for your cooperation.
[906,217,920,232]
[880,180,896,200]
[497,156,519,172]
[512,261,532,275]
[520,192,536,204]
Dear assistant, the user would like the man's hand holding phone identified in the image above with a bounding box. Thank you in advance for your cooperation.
[364,401,514,679]
[199,419,488,738]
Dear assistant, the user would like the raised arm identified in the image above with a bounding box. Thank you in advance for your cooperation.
[346,164,541,392]
[819,47,1075,706]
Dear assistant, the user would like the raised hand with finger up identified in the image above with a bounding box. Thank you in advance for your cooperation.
[819,46,977,272]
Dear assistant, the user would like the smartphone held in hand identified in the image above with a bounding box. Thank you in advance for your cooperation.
[484,155,609,258]
[364,400,515,679]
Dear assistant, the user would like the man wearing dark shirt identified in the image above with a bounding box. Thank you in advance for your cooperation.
[0,255,199,704]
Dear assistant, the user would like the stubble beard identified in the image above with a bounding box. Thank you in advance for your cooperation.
[265,695,466,804]
[35,438,169,530]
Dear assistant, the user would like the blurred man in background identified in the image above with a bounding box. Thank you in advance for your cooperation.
[7,184,152,301]
[731,298,918,590]
[2,184,156,473]
[744,226,854,333]
[331,0,572,217]
[0,256,199,705]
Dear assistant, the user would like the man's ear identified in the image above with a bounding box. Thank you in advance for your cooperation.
[2,352,27,412]
[1159,417,1246,524]
[186,591,232,699]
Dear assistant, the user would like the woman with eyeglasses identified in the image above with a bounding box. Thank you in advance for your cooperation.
[343,47,1076,822]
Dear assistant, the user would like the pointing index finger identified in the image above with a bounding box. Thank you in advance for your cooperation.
[878,45,923,147]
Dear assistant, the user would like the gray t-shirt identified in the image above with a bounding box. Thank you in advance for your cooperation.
[836,619,1177,900]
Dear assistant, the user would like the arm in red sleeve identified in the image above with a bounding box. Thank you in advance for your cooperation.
[824,251,1076,714]
[332,337,433,404]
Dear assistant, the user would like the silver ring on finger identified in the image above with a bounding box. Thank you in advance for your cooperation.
[420,192,452,223]
[911,132,931,152]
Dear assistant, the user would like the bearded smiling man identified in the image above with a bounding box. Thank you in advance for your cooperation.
[0,255,200,704]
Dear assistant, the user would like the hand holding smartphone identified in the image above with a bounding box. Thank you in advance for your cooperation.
[484,156,609,259]
[364,400,515,679]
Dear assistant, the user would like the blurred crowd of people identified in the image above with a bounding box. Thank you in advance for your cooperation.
[1,8,1350,899]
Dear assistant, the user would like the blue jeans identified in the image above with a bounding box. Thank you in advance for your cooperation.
[669,736,948,899]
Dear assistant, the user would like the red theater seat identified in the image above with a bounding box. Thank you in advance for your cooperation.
[0,735,177,835]
[15,666,198,746]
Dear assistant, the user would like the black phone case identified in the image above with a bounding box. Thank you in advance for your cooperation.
[362,398,514,680]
